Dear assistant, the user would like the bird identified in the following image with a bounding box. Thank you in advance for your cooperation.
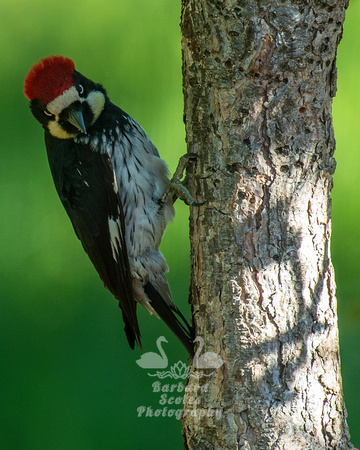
[24,55,194,356]
[135,336,168,369]
[192,337,224,369]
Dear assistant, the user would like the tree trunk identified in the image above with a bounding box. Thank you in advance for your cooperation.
[180,1,354,448]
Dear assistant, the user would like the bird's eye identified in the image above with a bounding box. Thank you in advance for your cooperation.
[78,84,84,95]
[44,110,54,117]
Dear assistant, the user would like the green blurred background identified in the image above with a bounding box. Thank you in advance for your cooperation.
[0,1,358,448]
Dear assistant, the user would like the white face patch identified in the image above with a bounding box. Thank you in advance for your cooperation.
[47,86,80,116]
[108,217,122,262]
[86,91,105,125]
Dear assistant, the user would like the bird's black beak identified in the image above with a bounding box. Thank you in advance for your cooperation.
[67,108,87,134]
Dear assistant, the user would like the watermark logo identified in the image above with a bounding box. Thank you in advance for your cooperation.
[135,336,224,374]
[136,337,170,371]
[135,336,224,420]
[192,336,224,370]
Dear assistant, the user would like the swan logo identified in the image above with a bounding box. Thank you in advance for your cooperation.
[136,337,169,370]
[192,337,224,370]
[135,336,224,377]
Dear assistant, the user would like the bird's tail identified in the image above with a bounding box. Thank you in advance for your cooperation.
[144,283,194,357]
[119,304,141,350]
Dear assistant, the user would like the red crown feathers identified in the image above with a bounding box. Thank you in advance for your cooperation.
[24,56,76,104]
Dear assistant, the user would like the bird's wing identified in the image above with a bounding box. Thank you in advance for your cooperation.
[45,135,140,348]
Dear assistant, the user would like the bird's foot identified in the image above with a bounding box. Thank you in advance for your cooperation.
[160,153,206,207]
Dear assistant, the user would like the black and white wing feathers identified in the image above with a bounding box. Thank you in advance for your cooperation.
[45,135,140,348]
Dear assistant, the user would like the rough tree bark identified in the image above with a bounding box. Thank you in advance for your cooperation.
[180,1,354,449]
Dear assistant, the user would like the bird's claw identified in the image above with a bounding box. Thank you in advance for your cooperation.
[160,153,205,207]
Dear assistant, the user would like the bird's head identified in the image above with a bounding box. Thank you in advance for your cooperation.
[24,56,106,139]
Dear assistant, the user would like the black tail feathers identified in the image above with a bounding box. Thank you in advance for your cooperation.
[120,306,141,350]
[144,283,194,357]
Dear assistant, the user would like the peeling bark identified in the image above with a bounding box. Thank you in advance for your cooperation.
[181,1,354,448]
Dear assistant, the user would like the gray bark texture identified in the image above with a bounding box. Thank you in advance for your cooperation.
[180,0,354,449]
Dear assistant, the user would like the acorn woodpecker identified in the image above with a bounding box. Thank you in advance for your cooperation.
[24,55,194,355]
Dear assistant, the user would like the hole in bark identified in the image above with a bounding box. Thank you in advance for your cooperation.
[320,44,329,53]
[213,179,220,188]
[275,146,290,155]
[280,165,289,173]
[299,107,306,113]
[227,163,241,174]
[225,59,233,69]
[237,190,246,200]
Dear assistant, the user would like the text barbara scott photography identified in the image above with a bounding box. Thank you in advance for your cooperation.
[136,380,223,420]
